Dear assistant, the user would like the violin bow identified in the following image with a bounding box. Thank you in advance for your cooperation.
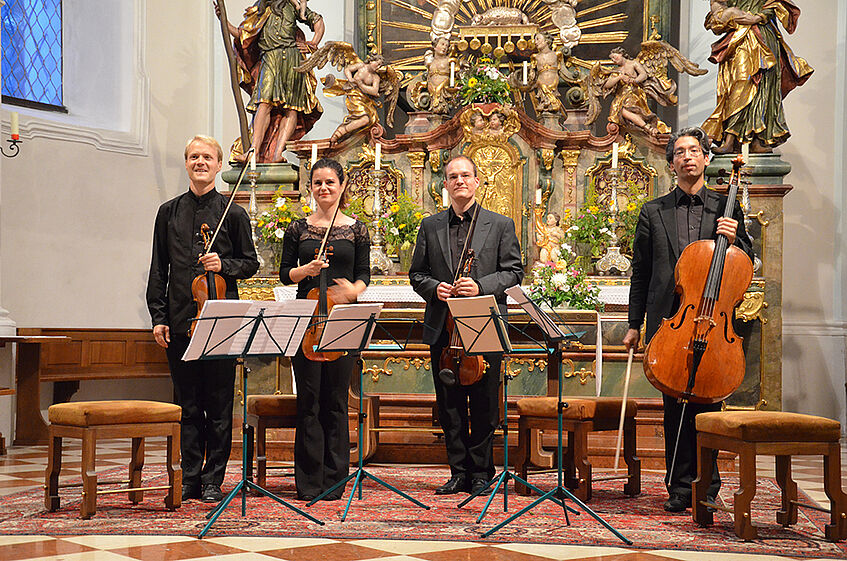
[202,147,255,257]
[613,346,634,471]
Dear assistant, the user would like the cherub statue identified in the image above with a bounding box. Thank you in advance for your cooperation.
[585,42,707,136]
[535,211,565,263]
[216,0,324,163]
[529,31,566,115]
[423,36,456,114]
[297,43,399,145]
[703,0,813,154]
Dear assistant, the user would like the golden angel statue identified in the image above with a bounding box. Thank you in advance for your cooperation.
[297,42,399,144]
[585,41,707,135]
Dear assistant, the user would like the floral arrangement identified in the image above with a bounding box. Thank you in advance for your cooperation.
[378,192,425,253]
[257,190,306,268]
[613,197,645,257]
[527,259,604,311]
[563,205,615,259]
[458,57,512,105]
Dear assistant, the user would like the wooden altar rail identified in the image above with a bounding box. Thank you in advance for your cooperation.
[14,328,170,446]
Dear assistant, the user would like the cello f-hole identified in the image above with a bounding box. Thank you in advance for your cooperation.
[720,311,736,344]
[669,304,694,329]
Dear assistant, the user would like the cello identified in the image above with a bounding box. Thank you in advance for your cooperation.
[438,203,486,386]
[642,154,753,404]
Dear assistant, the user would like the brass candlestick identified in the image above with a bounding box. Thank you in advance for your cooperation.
[246,169,265,269]
[596,168,631,276]
[369,168,393,275]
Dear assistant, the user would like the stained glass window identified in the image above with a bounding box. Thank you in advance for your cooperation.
[1,0,63,108]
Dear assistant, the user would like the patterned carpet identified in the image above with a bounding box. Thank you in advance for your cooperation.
[1,461,845,559]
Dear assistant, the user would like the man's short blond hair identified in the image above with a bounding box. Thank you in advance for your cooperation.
[184,135,223,162]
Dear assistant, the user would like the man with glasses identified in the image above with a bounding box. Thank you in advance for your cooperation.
[623,127,753,512]
[409,155,523,496]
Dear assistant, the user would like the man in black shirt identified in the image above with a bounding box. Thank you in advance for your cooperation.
[146,135,259,502]
[409,155,524,495]
[623,127,753,512]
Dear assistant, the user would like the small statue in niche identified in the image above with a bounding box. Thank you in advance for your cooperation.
[702,0,813,154]
[529,31,566,115]
[297,43,399,144]
[423,36,456,114]
[535,211,565,263]
[585,41,707,136]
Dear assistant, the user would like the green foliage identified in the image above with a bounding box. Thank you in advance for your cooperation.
[378,192,427,252]
[459,58,512,105]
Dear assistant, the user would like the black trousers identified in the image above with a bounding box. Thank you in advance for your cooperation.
[165,334,236,488]
[430,342,500,481]
[663,393,722,499]
[292,348,354,498]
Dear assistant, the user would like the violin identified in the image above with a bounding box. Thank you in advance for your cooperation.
[300,197,344,362]
[438,204,486,387]
[189,223,227,336]
[643,154,753,404]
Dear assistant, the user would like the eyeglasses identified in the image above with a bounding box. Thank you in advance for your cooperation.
[673,147,704,158]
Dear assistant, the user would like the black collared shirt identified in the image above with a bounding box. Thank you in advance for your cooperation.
[146,188,260,336]
[673,186,705,251]
[448,202,478,274]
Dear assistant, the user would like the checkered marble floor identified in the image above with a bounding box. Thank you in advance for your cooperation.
[1,439,845,561]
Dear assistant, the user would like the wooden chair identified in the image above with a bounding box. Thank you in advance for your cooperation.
[44,400,181,519]
[514,396,640,501]
[694,411,847,541]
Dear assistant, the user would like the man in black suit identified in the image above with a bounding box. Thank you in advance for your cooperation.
[623,127,753,512]
[409,155,524,495]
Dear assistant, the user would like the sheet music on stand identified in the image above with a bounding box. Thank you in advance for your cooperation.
[315,303,384,352]
[505,285,568,342]
[446,295,510,354]
[182,299,317,361]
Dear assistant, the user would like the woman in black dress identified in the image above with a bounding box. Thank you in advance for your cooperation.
[279,158,370,501]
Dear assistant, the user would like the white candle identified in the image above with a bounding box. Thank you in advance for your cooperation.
[741,142,750,162]
[611,142,619,169]
[522,61,528,85]
[311,143,317,166]
[450,61,455,88]
[535,187,542,205]
[442,187,449,207]
[250,151,256,172]
[10,112,19,139]
[375,143,381,171]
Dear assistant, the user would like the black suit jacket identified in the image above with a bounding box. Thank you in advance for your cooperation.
[409,206,524,345]
[628,187,754,341]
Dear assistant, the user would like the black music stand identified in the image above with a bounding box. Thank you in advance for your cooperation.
[185,299,326,538]
[306,303,431,521]
[479,286,631,543]
[444,296,569,524]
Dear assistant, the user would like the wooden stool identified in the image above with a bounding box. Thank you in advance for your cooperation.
[245,395,298,488]
[694,411,847,541]
[44,400,182,519]
[514,396,640,501]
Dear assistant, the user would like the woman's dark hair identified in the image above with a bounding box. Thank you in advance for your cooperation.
[665,126,711,164]
[309,157,349,208]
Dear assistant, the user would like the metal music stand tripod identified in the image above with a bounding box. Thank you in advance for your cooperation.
[306,303,430,521]
[479,287,631,543]
[184,299,325,538]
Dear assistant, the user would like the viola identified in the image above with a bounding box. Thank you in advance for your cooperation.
[190,223,227,336]
[438,203,486,386]
[301,199,345,362]
[643,155,753,404]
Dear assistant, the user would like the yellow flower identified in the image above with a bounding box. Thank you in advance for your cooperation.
[627,202,637,211]
[390,204,400,214]
[302,205,312,214]
[589,205,599,214]
[257,221,265,228]
[414,212,422,219]
[398,223,406,230]
[468,77,478,88]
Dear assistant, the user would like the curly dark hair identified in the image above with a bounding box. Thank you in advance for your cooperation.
[309,157,349,208]
[610,47,633,60]
[665,127,711,164]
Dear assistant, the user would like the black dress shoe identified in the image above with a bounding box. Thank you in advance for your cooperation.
[181,483,201,501]
[435,474,468,495]
[663,493,691,512]
[470,477,490,495]
[201,484,224,503]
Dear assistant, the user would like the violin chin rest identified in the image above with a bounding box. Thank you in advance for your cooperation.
[438,368,458,388]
